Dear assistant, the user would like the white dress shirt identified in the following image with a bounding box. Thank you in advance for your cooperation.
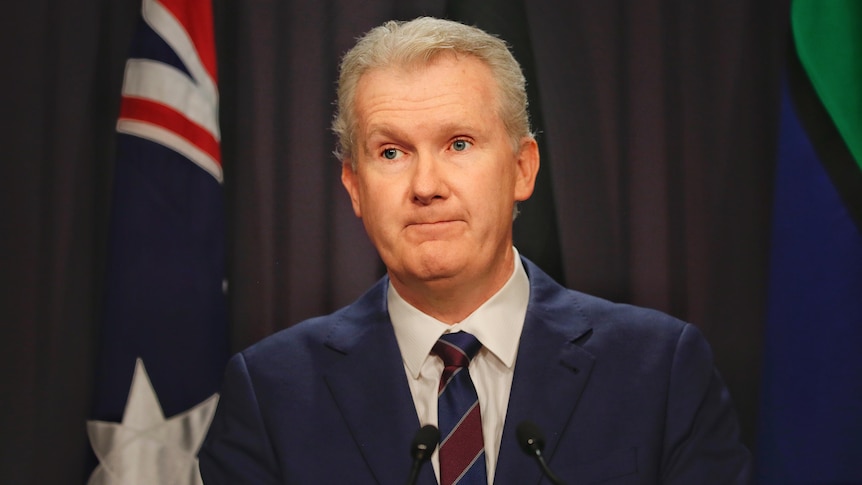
[388,248,530,484]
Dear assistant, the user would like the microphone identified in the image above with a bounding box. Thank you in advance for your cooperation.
[405,424,439,485]
[516,420,566,485]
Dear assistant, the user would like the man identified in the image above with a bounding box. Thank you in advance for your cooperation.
[199,17,750,484]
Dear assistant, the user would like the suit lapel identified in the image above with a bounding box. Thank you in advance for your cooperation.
[494,261,596,484]
[323,279,436,485]
[320,262,595,485]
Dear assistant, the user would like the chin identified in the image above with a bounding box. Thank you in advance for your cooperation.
[400,252,464,283]
[384,241,473,281]
[413,259,461,282]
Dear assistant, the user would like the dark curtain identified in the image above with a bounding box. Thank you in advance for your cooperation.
[1,0,139,482]
[0,0,789,482]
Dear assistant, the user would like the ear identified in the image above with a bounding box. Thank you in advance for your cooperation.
[341,160,363,218]
[513,137,540,202]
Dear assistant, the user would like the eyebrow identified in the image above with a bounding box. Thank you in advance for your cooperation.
[365,124,408,142]
[365,121,479,146]
[362,125,409,155]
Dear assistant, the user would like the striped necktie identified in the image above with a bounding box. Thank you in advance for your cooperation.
[432,332,487,485]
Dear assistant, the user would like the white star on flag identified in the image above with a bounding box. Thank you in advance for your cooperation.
[87,358,219,485]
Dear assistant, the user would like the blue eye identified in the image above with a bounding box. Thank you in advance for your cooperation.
[452,139,472,151]
[382,148,401,160]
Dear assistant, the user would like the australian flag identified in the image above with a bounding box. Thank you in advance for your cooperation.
[92,0,228,445]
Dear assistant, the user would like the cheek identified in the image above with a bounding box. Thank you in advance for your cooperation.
[479,164,517,202]
[360,185,399,228]
[468,181,514,220]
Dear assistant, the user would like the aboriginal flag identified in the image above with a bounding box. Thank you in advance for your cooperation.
[756,1,862,482]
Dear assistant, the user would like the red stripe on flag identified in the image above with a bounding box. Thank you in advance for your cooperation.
[119,96,221,165]
[158,0,218,81]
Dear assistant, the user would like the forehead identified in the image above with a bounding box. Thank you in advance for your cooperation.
[353,53,500,127]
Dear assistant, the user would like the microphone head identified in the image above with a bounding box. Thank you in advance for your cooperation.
[410,425,440,461]
[516,420,546,456]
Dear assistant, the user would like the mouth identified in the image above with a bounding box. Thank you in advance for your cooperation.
[409,220,455,226]
[407,216,465,227]
[405,219,464,238]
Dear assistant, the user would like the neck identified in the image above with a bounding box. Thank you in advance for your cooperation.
[389,250,515,324]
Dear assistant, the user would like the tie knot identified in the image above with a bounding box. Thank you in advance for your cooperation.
[433,332,482,368]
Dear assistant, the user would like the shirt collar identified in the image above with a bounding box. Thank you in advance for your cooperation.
[389,247,530,378]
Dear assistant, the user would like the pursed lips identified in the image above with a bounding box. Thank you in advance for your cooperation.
[404,218,464,236]
[410,219,454,225]
[406,215,464,226]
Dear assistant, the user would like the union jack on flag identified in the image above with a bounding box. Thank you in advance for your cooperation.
[118,0,222,181]
[90,0,229,482]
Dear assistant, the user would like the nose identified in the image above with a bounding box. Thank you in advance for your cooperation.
[410,152,448,205]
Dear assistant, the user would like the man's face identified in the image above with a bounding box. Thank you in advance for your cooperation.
[342,53,538,299]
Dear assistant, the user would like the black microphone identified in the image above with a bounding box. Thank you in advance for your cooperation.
[405,424,439,485]
[516,420,566,485]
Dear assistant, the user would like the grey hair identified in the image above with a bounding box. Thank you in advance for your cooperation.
[332,17,533,165]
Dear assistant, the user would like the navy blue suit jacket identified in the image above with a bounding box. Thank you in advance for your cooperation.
[199,258,750,484]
